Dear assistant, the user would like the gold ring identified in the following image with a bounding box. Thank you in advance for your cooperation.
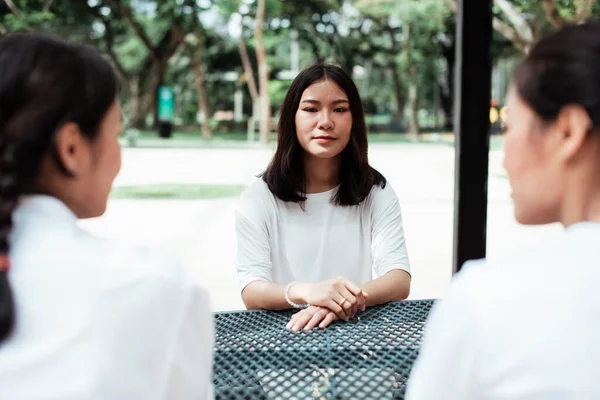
[338,297,347,307]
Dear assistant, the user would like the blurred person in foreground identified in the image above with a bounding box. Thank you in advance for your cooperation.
[407,20,600,400]
[0,33,213,399]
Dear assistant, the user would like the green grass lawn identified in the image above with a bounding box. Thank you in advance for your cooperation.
[110,184,247,200]
[143,130,247,141]
[121,130,254,149]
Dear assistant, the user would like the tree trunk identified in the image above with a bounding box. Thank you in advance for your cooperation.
[575,0,595,21]
[400,24,415,135]
[445,0,533,54]
[181,33,213,139]
[387,26,405,127]
[191,59,213,139]
[133,59,156,129]
[495,0,534,44]
[127,77,144,129]
[171,25,212,137]
[391,66,405,127]
[254,0,271,145]
[441,40,455,131]
[140,92,153,126]
[239,22,259,136]
[440,84,453,130]
[408,83,419,138]
[150,65,163,129]
[239,24,259,104]
[116,4,183,130]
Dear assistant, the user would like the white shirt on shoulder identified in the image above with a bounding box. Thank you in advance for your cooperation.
[235,179,410,289]
[406,222,600,400]
[0,195,214,400]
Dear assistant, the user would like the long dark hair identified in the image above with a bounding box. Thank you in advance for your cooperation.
[513,20,600,128]
[262,63,385,206]
[0,33,117,342]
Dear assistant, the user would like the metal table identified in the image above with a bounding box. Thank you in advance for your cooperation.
[213,299,434,399]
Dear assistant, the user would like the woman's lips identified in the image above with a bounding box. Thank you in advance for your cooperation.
[313,136,336,144]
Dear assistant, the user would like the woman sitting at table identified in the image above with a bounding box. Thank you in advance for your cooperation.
[406,21,600,399]
[0,33,213,399]
[235,63,411,332]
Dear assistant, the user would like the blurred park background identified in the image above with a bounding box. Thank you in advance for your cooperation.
[1,0,598,310]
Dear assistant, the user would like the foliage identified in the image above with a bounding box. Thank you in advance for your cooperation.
[3,0,599,134]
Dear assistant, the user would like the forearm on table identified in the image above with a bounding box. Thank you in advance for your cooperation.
[242,280,316,311]
[242,281,290,310]
[361,269,411,307]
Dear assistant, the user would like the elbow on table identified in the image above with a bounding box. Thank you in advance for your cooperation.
[391,270,411,301]
[396,282,410,301]
[241,280,277,310]
[241,289,261,310]
[241,282,260,310]
[388,282,410,302]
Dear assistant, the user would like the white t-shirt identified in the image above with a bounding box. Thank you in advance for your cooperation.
[0,195,214,400]
[235,179,410,290]
[406,222,600,400]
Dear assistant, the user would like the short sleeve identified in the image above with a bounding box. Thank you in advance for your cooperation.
[369,184,411,277]
[234,183,274,291]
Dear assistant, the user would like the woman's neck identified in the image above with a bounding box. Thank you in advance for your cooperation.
[559,144,600,227]
[560,182,600,227]
[304,154,341,194]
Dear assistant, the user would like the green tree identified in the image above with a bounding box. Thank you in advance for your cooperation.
[355,0,448,135]
[444,0,599,54]
[1,0,97,39]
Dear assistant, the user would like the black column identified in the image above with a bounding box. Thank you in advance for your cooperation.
[452,0,494,273]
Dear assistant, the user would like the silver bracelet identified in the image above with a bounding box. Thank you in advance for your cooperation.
[285,281,308,309]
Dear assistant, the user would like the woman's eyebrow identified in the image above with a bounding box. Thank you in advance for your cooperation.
[300,99,349,104]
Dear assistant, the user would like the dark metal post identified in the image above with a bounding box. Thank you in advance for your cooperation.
[452,0,494,273]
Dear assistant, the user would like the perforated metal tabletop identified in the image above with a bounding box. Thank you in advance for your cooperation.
[213,299,434,399]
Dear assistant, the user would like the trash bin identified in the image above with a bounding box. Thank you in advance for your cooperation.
[157,86,175,139]
[158,121,172,138]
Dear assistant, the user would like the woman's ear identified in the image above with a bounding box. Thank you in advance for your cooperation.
[54,122,88,177]
[554,104,592,162]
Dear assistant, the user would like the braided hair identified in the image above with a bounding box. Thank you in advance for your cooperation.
[0,33,117,342]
